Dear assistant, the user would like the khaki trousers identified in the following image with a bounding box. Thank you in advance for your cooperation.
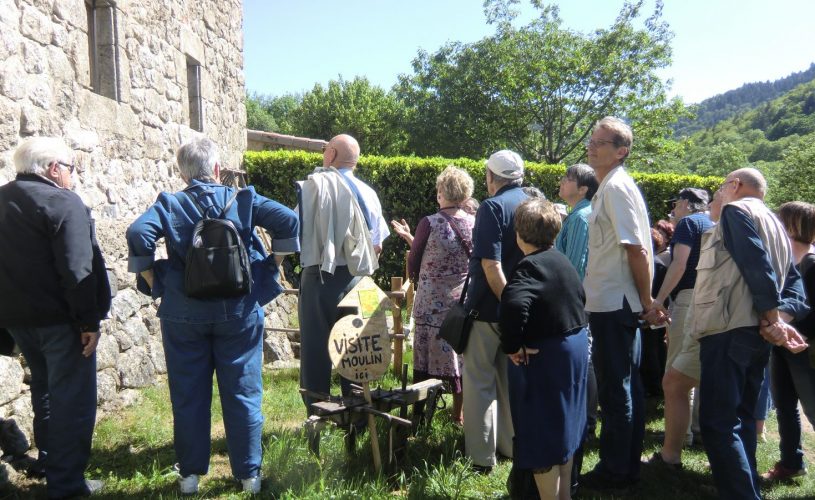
[463,320,514,466]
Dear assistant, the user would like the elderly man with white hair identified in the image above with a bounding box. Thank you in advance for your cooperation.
[126,136,299,495]
[0,137,111,498]
[462,150,528,473]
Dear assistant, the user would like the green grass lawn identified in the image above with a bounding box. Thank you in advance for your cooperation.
[6,358,815,499]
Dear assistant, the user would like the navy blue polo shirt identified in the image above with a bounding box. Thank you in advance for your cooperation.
[464,184,528,322]
[670,212,714,295]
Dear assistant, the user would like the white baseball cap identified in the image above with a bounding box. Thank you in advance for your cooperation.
[486,150,524,180]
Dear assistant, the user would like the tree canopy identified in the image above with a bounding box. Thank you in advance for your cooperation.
[394,0,685,165]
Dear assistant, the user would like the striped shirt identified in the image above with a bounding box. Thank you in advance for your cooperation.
[555,198,591,280]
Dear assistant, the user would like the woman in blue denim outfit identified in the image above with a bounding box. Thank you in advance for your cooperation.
[126,137,299,495]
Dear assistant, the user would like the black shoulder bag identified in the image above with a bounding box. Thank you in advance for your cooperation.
[437,211,478,354]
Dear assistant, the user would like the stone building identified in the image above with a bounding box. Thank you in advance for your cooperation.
[0,0,298,455]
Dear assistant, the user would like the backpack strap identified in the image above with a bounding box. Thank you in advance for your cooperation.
[181,187,242,220]
[181,189,209,219]
[218,188,242,218]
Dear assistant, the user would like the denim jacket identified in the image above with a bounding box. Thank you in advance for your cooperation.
[126,180,299,323]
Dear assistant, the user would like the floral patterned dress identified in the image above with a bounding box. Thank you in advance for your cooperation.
[409,211,474,390]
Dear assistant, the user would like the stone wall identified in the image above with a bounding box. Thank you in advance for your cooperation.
[0,0,299,453]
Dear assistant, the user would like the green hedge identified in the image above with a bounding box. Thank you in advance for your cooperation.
[244,150,722,286]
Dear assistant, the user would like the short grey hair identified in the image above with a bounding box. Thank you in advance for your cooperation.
[487,170,523,188]
[13,137,72,176]
[594,116,633,160]
[177,136,220,182]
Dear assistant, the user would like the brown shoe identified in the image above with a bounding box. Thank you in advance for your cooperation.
[761,461,806,482]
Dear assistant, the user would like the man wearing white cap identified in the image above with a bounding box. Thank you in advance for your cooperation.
[462,149,528,472]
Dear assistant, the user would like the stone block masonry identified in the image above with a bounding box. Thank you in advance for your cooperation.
[0,0,298,455]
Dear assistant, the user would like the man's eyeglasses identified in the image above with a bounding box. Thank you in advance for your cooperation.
[718,179,739,192]
[321,143,331,153]
[57,161,75,174]
[585,139,617,148]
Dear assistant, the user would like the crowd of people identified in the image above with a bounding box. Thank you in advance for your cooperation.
[0,115,813,499]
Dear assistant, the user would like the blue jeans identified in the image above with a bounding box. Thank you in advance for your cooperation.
[161,308,264,479]
[770,345,815,470]
[754,364,772,420]
[699,328,769,500]
[8,324,97,499]
[588,302,645,480]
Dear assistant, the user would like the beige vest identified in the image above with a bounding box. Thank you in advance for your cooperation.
[692,197,791,338]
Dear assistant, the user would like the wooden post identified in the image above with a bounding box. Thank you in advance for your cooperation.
[391,277,403,377]
[362,382,382,472]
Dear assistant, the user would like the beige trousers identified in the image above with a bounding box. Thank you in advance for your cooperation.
[463,320,514,466]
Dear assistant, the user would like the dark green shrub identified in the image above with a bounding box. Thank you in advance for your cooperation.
[245,150,721,286]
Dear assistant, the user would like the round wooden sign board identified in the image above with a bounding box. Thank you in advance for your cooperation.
[328,314,391,383]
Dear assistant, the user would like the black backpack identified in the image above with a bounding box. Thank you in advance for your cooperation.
[182,188,252,299]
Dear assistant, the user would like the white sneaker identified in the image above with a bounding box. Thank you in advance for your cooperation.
[178,473,199,495]
[241,476,261,494]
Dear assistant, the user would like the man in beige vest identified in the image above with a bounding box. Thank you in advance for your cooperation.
[694,168,808,500]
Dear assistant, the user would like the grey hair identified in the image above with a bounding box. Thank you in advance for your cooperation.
[594,116,633,161]
[487,170,523,188]
[687,199,708,213]
[13,137,72,176]
[177,136,220,182]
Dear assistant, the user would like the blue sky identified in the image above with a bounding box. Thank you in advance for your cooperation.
[243,0,815,104]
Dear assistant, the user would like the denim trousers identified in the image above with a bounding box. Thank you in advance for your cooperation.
[699,328,769,500]
[8,324,97,499]
[161,308,264,480]
[770,345,815,470]
[588,303,645,480]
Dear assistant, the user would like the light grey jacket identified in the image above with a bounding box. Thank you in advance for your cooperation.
[297,167,378,277]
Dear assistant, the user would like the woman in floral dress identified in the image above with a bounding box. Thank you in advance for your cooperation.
[391,166,475,424]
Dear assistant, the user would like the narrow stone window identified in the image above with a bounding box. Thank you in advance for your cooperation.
[85,0,121,101]
[186,56,203,131]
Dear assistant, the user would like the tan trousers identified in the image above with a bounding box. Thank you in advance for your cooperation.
[463,320,514,466]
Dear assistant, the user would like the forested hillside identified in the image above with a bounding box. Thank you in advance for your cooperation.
[659,78,815,205]
[674,63,815,137]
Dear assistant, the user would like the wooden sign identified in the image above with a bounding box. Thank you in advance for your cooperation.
[329,315,391,382]
[328,277,392,382]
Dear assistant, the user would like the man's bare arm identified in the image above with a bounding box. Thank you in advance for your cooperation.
[655,243,690,305]
[624,244,653,311]
[482,258,507,300]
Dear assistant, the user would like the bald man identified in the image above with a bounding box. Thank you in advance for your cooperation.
[297,134,389,413]
[693,168,808,499]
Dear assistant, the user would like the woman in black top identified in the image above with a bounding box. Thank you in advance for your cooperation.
[499,197,589,500]
[763,201,815,482]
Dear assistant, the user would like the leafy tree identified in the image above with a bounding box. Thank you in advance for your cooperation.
[246,92,278,132]
[263,93,301,135]
[688,142,749,177]
[395,0,685,165]
[291,77,408,156]
[774,139,815,204]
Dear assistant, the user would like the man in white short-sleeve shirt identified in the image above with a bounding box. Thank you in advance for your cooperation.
[580,117,661,491]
